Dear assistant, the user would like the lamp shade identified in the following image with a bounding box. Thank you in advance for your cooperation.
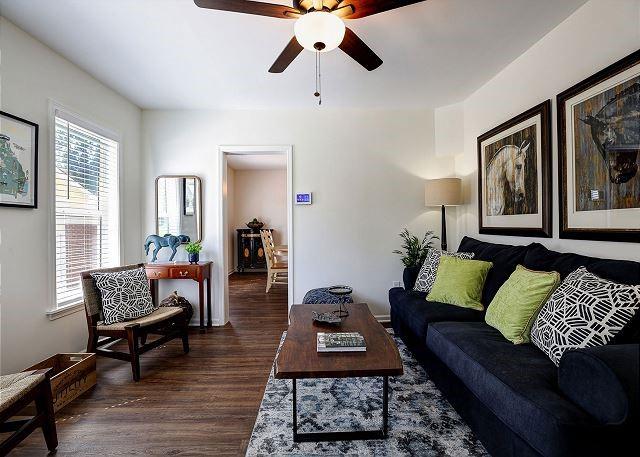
[425,178,462,207]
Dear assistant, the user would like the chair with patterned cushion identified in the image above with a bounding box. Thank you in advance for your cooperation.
[0,369,58,454]
[81,264,190,382]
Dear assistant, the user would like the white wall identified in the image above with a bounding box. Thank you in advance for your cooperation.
[0,18,143,374]
[141,109,446,322]
[444,0,640,260]
[232,169,287,247]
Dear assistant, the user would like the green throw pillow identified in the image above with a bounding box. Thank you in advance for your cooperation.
[426,256,493,311]
[485,265,560,344]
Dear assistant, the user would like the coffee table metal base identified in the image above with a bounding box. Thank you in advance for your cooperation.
[292,376,389,442]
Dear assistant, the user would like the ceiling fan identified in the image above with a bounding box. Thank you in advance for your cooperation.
[193,0,427,73]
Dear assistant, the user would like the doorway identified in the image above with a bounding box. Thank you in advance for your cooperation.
[216,146,293,325]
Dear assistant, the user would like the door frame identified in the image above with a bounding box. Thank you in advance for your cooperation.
[216,145,294,325]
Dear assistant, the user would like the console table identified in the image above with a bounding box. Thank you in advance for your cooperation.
[145,261,212,332]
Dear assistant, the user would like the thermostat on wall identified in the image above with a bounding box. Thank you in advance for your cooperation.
[296,192,312,205]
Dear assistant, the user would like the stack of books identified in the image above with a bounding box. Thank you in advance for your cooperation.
[317,332,366,352]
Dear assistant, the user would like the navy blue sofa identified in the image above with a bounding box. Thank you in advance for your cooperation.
[390,237,640,457]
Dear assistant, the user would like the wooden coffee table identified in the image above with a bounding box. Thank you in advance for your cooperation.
[275,303,403,442]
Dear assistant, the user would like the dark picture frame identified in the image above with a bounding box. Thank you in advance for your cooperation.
[0,111,39,209]
[477,100,552,238]
[557,49,640,243]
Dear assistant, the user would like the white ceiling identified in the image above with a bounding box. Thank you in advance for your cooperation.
[0,0,587,109]
[227,153,287,170]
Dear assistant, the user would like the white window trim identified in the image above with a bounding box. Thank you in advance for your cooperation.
[46,302,85,321]
[47,100,124,319]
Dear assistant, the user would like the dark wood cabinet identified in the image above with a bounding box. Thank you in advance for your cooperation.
[236,228,269,272]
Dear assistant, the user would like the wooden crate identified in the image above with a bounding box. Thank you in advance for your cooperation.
[26,353,96,413]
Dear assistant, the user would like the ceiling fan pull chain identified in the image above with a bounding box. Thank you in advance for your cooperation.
[318,51,322,105]
[314,50,322,105]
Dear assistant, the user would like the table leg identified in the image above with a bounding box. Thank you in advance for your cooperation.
[383,376,389,437]
[206,277,212,328]
[292,376,389,442]
[198,279,205,333]
[292,379,298,442]
[149,279,158,307]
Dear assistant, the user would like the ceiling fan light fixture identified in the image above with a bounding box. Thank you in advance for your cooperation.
[294,11,345,53]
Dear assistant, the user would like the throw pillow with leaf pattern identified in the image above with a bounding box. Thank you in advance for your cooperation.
[91,267,155,325]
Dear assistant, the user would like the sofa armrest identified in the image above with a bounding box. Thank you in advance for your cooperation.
[403,266,420,291]
[559,344,639,425]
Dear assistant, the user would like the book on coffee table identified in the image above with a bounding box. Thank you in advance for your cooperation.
[317,332,366,352]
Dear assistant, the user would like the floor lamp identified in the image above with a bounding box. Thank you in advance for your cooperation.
[425,178,462,252]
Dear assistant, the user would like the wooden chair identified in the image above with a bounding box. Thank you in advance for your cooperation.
[260,230,288,293]
[262,229,288,257]
[0,368,58,454]
[81,264,190,382]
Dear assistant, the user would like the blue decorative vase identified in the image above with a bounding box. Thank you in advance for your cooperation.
[188,253,199,264]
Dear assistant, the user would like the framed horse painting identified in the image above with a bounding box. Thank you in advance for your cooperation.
[477,100,552,237]
[558,49,640,243]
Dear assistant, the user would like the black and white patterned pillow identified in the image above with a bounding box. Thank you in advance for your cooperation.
[413,249,475,293]
[530,267,640,366]
[91,267,155,325]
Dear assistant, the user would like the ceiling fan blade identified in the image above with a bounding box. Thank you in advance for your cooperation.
[331,4,355,18]
[269,37,304,73]
[194,0,300,19]
[338,27,382,71]
[295,0,313,11]
[338,0,427,19]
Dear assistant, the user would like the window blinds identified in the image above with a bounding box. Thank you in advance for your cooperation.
[54,110,120,308]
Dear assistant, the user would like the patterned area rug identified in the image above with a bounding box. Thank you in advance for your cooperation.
[246,332,489,456]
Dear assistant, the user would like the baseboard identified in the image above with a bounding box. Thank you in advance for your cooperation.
[228,269,235,276]
[375,314,391,323]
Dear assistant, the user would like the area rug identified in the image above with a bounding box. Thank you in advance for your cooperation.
[246,331,489,456]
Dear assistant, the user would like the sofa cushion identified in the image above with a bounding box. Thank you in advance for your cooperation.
[457,236,528,305]
[523,242,640,344]
[530,267,640,365]
[485,265,560,344]
[388,288,483,342]
[523,242,640,283]
[414,249,475,293]
[426,321,596,457]
[427,256,493,311]
[91,267,155,325]
[559,345,639,425]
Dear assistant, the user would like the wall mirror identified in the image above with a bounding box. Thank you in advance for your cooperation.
[156,175,202,243]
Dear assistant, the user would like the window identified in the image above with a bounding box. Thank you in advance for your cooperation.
[53,109,120,309]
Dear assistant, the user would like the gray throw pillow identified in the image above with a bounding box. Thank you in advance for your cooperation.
[531,267,640,366]
[91,267,155,325]
[413,249,475,294]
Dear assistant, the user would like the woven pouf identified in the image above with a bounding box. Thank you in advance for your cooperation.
[302,287,354,305]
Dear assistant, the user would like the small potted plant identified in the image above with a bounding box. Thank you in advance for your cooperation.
[393,229,438,268]
[185,242,202,264]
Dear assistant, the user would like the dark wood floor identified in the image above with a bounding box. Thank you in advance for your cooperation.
[11,273,288,456]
